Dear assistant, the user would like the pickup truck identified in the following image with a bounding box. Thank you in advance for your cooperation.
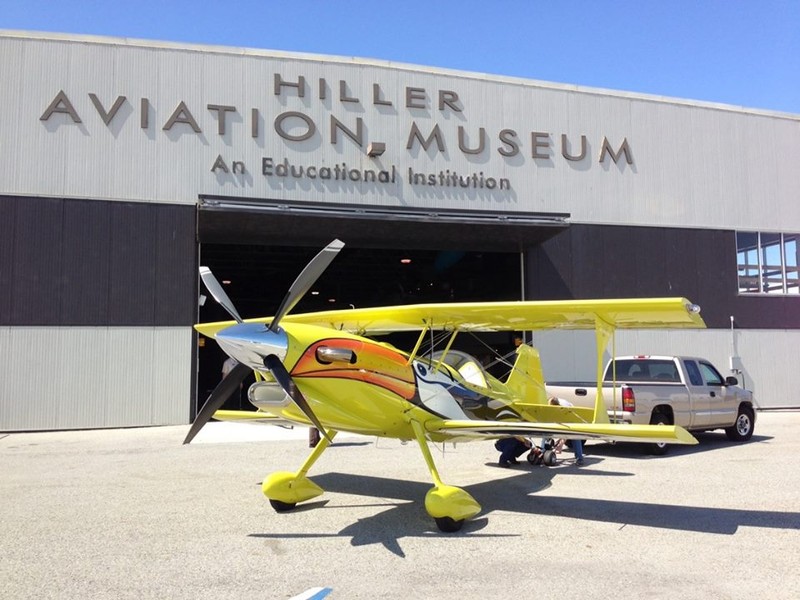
[545,355,756,454]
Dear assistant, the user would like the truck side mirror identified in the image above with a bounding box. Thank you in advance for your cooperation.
[725,375,739,386]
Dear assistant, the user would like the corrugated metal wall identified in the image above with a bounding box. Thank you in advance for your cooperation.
[0,195,197,430]
[1,32,798,233]
[0,326,192,430]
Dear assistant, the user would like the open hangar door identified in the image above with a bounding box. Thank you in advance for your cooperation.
[195,197,569,413]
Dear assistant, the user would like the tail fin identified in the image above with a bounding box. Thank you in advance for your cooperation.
[505,344,548,404]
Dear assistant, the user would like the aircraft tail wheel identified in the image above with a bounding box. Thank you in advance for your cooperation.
[527,448,543,465]
[435,516,465,533]
[543,450,557,466]
[269,499,297,512]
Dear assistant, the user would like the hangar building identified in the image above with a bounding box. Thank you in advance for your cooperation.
[1,30,798,430]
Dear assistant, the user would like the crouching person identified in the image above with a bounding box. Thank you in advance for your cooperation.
[495,436,531,468]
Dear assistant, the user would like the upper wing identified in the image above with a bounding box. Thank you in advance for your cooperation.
[196,297,705,337]
[425,418,698,446]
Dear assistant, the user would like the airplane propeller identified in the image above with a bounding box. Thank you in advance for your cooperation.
[184,240,345,445]
[199,266,243,323]
[263,354,330,437]
[183,361,250,444]
[269,239,344,332]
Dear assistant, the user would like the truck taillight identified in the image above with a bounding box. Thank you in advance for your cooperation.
[622,387,636,412]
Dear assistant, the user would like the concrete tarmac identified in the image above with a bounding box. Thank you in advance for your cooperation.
[2,411,799,600]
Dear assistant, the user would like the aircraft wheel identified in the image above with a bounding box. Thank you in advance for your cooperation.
[435,516,464,533]
[543,450,557,466]
[527,449,543,465]
[269,499,297,512]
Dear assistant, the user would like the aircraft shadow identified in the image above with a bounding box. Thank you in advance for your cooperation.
[249,468,799,557]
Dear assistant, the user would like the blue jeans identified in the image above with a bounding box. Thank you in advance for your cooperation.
[572,439,584,460]
[495,438,528,463]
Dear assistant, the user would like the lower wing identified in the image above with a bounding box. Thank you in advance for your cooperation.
[212,409,295,427]
[426,419,697,445]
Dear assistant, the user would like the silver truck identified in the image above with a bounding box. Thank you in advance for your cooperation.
[545,355,756,454]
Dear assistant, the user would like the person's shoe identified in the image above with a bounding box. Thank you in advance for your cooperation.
[499,460,511,468]
[509,458,520,465]
[575,458,585,466]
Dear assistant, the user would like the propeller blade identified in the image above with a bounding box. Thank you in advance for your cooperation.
[263,354,332,443]
[184,361,251,444]
[269,239,344,332]
[200,266,243,324]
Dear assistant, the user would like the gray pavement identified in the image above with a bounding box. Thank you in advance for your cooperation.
[2,411,799,600]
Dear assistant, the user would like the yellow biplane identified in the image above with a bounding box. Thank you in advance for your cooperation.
[186,239,703,532]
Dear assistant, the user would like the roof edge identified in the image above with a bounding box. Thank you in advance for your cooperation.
[1,29,798,121]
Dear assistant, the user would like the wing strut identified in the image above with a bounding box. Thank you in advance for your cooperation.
[593,316,613,424]
[433,329,459,374]
[406,324,430,365]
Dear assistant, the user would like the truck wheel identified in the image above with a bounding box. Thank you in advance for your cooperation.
[725,406,755,442]
[647,410,671,456]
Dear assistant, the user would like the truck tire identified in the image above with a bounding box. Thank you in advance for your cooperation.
[647,410,671,456]
[725,405,755,442]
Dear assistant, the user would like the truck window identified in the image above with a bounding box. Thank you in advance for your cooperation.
[605,359,679,382]
[698,361,725,386]
[606,359,646,381]
[649,362,680,382]
[684,360,704,386]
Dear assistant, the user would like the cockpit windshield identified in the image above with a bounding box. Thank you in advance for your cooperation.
[430,350,490,389]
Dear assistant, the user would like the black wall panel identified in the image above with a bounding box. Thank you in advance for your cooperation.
[154,205,198,325]
[692,229,732,326]
[108,203,158,325]
[0,196,197,327]
[526,228,571,299]
[0,196,16,320]
[600,226,630,297]
[567,224,599,299]
[3,194,796,331]
[11,197,64,324]
[626,226,668,296]
[526,224,800,330]
[60,200,112,324]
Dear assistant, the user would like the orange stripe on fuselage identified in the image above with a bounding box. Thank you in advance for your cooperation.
[291,338,416,400]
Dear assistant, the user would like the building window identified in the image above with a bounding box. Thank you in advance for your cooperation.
[785,234,799,293]
[737,231,800,295]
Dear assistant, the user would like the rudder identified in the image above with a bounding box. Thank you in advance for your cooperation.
[505,344,548,404]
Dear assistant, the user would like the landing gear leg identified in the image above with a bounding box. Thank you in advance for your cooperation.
[262,430,339,511]
[409,420,481,532]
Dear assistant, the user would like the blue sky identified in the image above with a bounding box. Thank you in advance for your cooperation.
[2,1,798,113]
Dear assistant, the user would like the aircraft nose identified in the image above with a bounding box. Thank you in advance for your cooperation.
[216,322,288,370]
